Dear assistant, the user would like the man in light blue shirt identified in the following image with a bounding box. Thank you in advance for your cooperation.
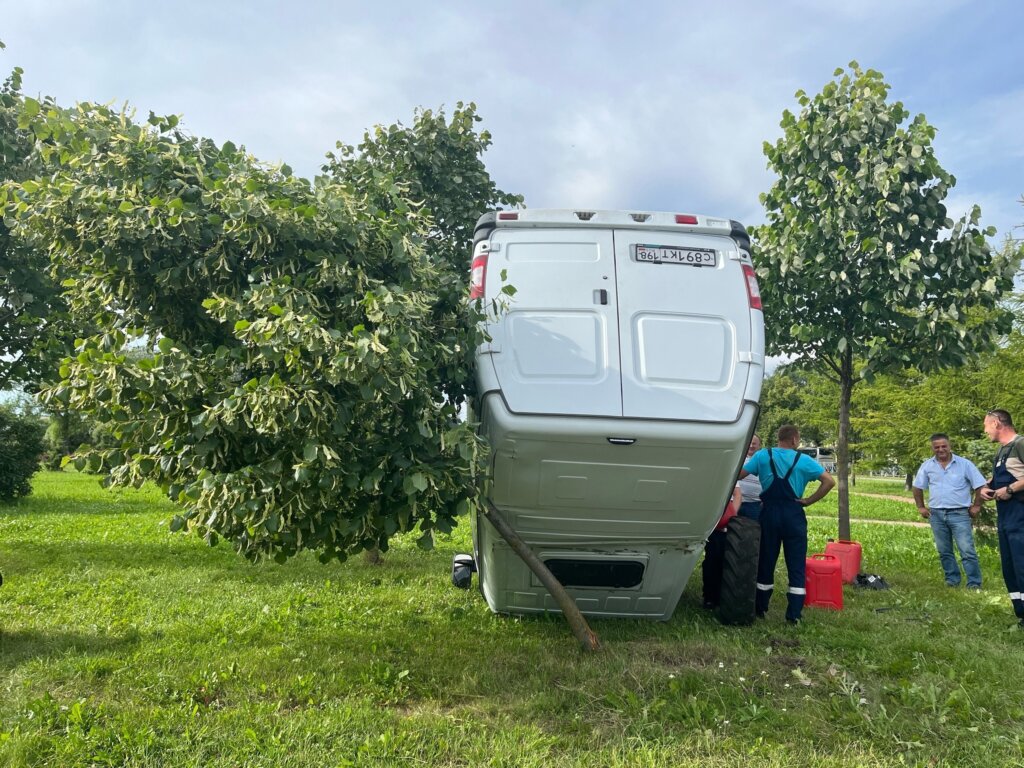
[912,433,986,589]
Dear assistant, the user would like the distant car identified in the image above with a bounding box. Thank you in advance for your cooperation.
[798,446,836,473]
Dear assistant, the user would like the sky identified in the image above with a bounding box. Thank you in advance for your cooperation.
[2,1,1023,242]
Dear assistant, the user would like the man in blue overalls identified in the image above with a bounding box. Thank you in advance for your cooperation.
[738,425,835,624]
[979,409,1024,628]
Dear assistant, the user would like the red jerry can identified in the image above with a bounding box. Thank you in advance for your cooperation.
[825,539,862,584]
[804,554,843,610]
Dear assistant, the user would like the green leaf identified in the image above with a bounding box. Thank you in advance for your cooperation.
[118,201,135,213]
[158,337,174,354]
[410,472,428,492]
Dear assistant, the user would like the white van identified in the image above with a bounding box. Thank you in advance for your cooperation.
[466,209,765,620]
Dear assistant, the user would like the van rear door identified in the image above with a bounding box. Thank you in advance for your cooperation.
[613,230,755,422]
[483,228,622,417]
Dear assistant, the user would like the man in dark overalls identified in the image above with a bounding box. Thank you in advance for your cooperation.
[980,409,1024,628]
[738,425,835,624]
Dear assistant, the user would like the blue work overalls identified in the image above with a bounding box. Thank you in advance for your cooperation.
[991,444,1024,621]
[755,449,807,622]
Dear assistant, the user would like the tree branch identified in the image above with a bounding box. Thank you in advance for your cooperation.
[482,500,601,652]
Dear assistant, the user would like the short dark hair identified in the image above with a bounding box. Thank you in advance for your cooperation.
[929,433,949,443]
[986,409,1014,428]
[777,425,800,444]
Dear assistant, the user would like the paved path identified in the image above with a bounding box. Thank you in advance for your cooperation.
[851,491,915,504]
[807,515,928,528]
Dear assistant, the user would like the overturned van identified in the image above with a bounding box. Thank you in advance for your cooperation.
[467,209,764,620]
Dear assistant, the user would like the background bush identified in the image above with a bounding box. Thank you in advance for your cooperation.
[0,404,45,500]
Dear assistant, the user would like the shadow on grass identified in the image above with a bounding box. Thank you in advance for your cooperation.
[0,497,171,518]
[0,628,141,668]
[1,539,350,586]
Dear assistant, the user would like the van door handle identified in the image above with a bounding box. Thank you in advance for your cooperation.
[594,289,608,305]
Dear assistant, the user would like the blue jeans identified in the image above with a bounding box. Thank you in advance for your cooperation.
[929,508,982,588]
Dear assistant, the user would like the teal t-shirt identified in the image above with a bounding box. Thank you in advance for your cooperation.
[743,448,825,497]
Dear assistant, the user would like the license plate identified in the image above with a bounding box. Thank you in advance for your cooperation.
[633,244,717,267]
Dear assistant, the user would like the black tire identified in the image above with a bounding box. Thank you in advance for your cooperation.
[717,516,760,626]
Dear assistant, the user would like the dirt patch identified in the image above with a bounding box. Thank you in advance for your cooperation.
[638,641,719,669]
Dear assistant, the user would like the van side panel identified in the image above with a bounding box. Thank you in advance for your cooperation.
[484,228,622,417]
[613,231,753,422]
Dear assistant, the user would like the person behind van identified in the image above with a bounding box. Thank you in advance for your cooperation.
[738,425,835,624]
[737,434,763,521]
[911,433,986,589]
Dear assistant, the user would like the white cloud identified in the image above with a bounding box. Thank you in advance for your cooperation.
[2,0,1021,237]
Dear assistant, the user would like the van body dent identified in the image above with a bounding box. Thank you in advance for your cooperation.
[470,209,764,620]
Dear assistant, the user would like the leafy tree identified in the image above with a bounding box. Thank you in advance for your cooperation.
[0,403,45,501]
[325,102,523,267]
[757,365,829,446]
[325,103,523,405]
[0,44,81,391]
[755,62,1021,539]
[6,100,516,563]
[852,366,975,483]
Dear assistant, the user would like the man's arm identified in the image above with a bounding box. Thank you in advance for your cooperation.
[912,487,930,519]
[799,472,835,507]
[969,487,984,518]
[965,460,986,517]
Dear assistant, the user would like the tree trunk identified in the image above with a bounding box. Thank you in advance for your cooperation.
[61,408,72,457]
[837,352,854,541]
[904,472,914,492]
[482,500,601,652]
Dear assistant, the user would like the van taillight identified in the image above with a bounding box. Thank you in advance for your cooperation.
[498,212,519,221]
[469,253,488,299]
[675,214,698,224]
[742,264,762,310]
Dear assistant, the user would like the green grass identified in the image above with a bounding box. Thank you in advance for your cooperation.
[2,472,1022,767]
[848,476,915,498]
[815,493,919,524]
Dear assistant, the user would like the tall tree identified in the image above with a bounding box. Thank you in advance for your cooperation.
[755,62,1021,539]
[7,100,517,564]
[0,46,78,391]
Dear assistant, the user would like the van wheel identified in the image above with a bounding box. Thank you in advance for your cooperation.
[717,516,760,626]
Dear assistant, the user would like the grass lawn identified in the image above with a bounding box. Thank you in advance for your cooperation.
[2,471,1022,767]
[848,476,915,499]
